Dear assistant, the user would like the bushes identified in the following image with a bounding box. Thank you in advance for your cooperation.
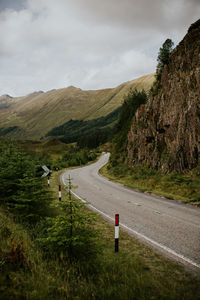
[46,107,121,148]
[1,146,200,299]
[37,197,99,262]
[54,145,98,169]
[0,141,52,225]
[0,140,102,298]
[104,162,200,204]
[111,89,147,160]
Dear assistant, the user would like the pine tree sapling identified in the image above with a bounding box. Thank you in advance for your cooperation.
[37,177,100,261]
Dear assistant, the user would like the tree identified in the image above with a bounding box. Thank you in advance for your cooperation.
[0,141,51,225]
[37,177,99,261]
[156,38,174,79]
[151,39,174,95]
[111,89,147,158]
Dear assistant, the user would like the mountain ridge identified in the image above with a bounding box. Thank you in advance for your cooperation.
[0,73,154,140]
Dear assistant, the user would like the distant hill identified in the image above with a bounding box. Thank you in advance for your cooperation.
[0,74,154,140]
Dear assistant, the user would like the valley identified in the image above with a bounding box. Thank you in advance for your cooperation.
[0,74,154,140]
[0,18,200,300]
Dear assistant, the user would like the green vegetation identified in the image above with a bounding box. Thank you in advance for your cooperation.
[111,89,147,159]
[102,36,200,205]
[1,153,200,299]
[37,193,99,263]
[105,39,200,205]
[100,161,200,205]
[10,138,99,167]
[0,126,19,136]
[0,74,154,140]
[0,139,52,225]
[46,106,121,148]
[53,145,99,169]
[156,38,174,77]
[1,25,200,297]
[18,138,68,156]
[151,38,174,95]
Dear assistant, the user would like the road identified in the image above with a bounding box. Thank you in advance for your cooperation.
[61,153,200,270]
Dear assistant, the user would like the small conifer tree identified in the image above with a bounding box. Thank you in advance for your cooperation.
[0,141,51,225]
[151,38,174,95]
[156,38,174,80]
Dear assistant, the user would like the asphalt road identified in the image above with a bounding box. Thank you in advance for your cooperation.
[61,153,200,270]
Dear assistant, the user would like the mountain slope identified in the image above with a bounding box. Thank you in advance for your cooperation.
[0,95,14,109]
[46,106,122,148]
[0,74,154,140]
[127,20,200,173]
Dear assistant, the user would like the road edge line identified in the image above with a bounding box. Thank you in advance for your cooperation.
[70,189,200,270]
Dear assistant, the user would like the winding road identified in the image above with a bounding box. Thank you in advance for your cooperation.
[61,153,200,270]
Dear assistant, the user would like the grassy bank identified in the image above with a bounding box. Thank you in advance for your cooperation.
[100,161,200,205]
[1,165,200,299]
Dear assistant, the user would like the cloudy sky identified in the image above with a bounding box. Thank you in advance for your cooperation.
[0,0,199,97]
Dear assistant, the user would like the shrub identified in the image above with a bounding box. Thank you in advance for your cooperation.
[0,142,52,225]
[37,191,100,262]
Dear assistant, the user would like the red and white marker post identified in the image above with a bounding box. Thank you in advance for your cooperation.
[115,214,119,252]
[59,185,61,201]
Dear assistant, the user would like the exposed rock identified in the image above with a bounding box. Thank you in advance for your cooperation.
[0,94,14,109]
[127,20,200,173]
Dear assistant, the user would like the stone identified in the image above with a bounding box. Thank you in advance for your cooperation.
[127,20,200,173]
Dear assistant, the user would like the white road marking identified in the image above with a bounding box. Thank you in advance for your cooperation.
[70,189,200,270]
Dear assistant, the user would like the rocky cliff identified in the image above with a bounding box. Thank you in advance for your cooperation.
[127,20,200,173]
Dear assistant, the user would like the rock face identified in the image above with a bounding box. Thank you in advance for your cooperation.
[0,94,13,109]
[127,21,200,173]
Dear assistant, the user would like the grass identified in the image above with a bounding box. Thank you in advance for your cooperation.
[1,165,200,299]
[100,162,200,205]
[0,74,154,140]
[16,138,70,160]
[50,168,200,299]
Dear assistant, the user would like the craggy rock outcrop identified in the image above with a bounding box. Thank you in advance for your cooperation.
[0,94,13,109]
[127,21,200,173]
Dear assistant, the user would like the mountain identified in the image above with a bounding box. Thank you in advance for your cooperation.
[127,20,200,173]
[0,94,14,109]
[0,74,154,140]
[46,106,122,148]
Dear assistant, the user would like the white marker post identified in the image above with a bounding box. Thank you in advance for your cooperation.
[59,185,61,201]
[115,214,119,252]
[47,176,50,187]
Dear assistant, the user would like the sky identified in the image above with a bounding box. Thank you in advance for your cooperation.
[0,0,199,97]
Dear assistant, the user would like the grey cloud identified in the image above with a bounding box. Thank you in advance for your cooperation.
[0,0,199,96]
[70,0,200,30]
[0,0,25,11]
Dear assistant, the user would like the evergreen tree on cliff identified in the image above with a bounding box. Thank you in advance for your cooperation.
[156,39,174,80]
[151,38,174,95]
